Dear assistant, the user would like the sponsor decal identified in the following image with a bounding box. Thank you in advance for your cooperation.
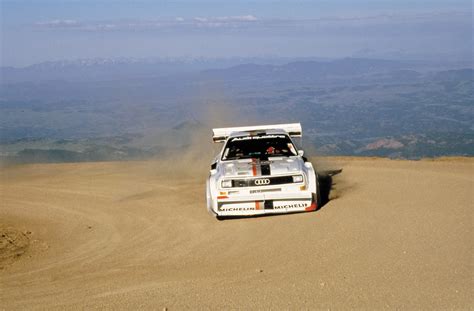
[219,202,309,212]
[219,206,256,212]
[232,135,286,141]
[250,188,281,193]
[273,203,307,210]
[254,178,270,185]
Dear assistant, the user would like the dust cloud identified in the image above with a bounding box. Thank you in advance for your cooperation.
[143,99,253,179]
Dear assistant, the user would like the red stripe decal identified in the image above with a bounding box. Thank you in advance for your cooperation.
[251,158,257,176]
[255,201,261,210]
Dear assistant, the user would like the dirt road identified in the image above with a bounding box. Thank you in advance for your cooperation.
[1,157,472,309]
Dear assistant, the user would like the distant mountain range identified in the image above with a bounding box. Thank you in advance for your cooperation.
[1,56,467,84]
[200,58,422,86]
[0,56,331,84]
[205,58,407,76]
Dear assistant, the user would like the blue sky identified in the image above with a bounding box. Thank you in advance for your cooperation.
[1,0,472,66]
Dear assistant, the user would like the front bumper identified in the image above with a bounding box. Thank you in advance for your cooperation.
[213,190,316,217]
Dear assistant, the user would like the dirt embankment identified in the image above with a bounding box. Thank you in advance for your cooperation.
[0,157,472,309]
[0,226,30,268]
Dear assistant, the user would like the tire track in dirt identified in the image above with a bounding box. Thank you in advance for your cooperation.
[0,158,472,309]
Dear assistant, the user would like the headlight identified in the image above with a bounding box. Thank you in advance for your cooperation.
[292,175,304,183]
[221,180,232,188]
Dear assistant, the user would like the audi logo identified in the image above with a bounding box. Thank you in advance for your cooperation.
[254,178,271,185]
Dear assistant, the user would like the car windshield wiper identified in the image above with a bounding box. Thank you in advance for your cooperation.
[267,154,291,158]
[223,155,255,161]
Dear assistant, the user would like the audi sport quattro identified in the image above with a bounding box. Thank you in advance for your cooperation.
[206,123,320,219]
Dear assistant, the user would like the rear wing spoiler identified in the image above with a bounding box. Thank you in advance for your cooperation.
[212,123,302,143]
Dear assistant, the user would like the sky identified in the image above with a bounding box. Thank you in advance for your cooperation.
[1,0,472,67]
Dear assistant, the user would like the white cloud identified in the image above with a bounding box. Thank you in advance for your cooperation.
[194,17,208,23]
[36,19,80,27]
[35,15,260,31]
[33,12,468,33]
[214,15,258,22]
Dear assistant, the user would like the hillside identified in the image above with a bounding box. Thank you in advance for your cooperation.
[1,58,472,162]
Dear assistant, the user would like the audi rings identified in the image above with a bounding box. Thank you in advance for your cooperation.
[254,178,271,185]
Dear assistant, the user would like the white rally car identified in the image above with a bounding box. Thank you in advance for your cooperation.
[206,123,320,219]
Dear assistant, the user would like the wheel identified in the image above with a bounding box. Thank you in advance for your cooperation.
[206,178,213,214]
[315,173,322,210]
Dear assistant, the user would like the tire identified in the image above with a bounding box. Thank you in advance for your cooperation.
[315,173,322,210]
[206,178,213,214]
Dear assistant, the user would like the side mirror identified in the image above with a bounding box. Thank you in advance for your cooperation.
[298,150,304,156]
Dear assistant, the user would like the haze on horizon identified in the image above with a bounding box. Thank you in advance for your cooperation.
[1,0,472,67]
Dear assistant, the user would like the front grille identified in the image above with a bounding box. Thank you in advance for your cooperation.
[231,176,294,188]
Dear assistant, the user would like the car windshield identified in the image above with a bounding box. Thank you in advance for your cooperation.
[222,134,298,161]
